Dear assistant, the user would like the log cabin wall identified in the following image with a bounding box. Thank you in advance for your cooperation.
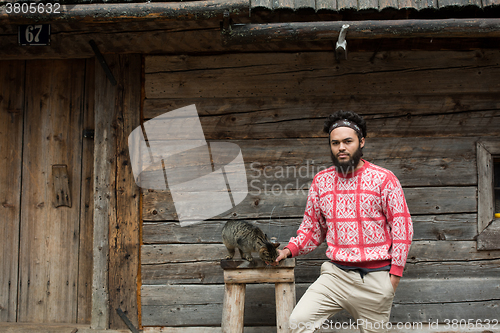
[1,3,500,330]
[140,49,500,327]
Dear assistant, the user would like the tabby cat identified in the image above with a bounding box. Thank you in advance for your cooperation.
[222,220,280,264]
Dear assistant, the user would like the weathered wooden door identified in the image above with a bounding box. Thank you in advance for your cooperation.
[0,59,94,323]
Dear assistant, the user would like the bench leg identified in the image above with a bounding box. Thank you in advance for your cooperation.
[222,283,246,333]
[275,282,296,333]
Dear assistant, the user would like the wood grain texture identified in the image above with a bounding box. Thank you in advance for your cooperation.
[359,0,379,10]
[142,186,477,222]
[92,54,142,329]
[315,0,338,10]
[145,51,500,100]
[0,323,131,333]
[52,165,72,208]
[143,94,500,120]
[18,60,86,323]
[0,60,24,322]
[137,137,477,189]
[141,212,477,263]
[3,20,500,61]
[477,219,500,250]
[0,0,250,23]
[140,241,500,285]
[221,283,245,333]
[337,0,359,10]
[92,55,116,330]
[477,142,494,234]
[142,214,476,246]
[141,277,500,326]
[77,58,96,325]
[223,19,500,45]
[143,94,500,139]
[108,55,142,330]
[275,282,295,333]
[224,268,295,283]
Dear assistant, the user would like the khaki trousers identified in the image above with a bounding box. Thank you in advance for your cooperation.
[289,262,395,333]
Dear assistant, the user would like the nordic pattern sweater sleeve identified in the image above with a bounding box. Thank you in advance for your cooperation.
[381,171,414,276]
[285,180,328,257]
[285,162,413,277]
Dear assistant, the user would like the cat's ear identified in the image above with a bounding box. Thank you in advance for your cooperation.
[270,237,279,248]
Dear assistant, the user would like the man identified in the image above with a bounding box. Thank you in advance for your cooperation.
[274,110,413,333]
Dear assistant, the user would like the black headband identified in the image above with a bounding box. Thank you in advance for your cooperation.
[328,119,363,138]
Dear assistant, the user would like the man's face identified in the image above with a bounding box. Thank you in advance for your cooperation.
[329,126,365,174]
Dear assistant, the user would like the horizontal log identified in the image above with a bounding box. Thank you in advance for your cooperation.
[3,26,500,60]
[142,186,477,221]
[142,213,477,244]
[0,0,249,23]
[141,257,500,285]
[222,19,500,45]
[142,278,500,305]
[224,268,295,283]
[145,47,500,76]
[145,51,500,101]
[141,215,478,261]
[141,241,500,285]
[300,259,500,280]
[220,258,295,269]
[145,102,500,139]
[143,94,500,120]
[138,137,477,187]
[141,279,500,326]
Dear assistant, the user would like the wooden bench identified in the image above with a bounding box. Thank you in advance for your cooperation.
[220,258,296,333]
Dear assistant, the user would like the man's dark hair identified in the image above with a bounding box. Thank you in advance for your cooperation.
[323,110,367,140]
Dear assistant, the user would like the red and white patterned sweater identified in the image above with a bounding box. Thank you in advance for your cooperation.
[286,160,413,277]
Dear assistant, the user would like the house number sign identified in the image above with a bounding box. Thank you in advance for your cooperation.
[18,24,51,46]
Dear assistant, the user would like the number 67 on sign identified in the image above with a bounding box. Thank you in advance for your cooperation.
[18,24,50,46]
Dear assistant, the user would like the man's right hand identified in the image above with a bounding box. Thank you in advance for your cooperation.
[272,248,291,265]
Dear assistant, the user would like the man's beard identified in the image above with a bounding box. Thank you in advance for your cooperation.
[331,144,363,174]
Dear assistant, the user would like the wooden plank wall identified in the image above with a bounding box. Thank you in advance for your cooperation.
[0,59,95,324]
[140,50,500,327]
[0,61,25,322]
[92,54,142,330]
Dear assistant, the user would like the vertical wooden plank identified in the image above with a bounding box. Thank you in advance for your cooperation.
[92,54,141,330]
[275,282,296,333]
[0,60,24,322]
[379,0,398,9]
[221,283,245,333]
[477,142,494,234]
[18,59,85,323]
[92,55,116,329]
[337,0,358,10]
[273,0,295,9]
[251,0,273,9]
[294,0,316,10]
[359,0,379,10]
[316,0,338,10]
[109,54,141,329]
[77,58,95,324]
